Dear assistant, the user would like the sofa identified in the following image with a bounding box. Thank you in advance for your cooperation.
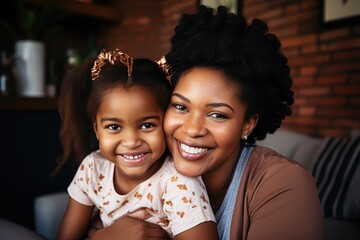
[28,128,359,239]
[257,128,360,240]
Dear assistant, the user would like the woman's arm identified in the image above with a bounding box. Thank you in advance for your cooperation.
[175,221,218,240]
[90,209,218,240]
[56,197,94,240]
[90,214,170,240]
[127,209,219,240]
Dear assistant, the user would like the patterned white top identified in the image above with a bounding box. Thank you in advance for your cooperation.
[68,151,215,237]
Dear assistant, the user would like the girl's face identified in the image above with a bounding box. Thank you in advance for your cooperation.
[94,85,166,185]
[164,67,257,178]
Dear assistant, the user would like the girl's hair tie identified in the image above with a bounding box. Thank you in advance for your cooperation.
[91,49,133,81]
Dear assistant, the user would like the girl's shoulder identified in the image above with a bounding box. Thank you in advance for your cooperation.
[79,151,114,175]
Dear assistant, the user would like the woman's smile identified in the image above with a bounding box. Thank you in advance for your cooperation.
[177,141,210,161]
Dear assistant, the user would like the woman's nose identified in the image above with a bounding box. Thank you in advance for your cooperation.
[181,112,207,137]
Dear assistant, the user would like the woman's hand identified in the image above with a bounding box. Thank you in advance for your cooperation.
[90,213,170,240]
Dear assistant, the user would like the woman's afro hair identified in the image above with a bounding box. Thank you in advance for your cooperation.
[166,5,294,142]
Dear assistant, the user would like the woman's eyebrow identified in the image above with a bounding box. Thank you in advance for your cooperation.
[172,93,190,102]
[207,103,234,112]
[172,93,234,112]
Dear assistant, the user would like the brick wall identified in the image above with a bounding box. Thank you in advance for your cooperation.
[99,0,195,60]
[243,0,360,137]
[102,0,359,138]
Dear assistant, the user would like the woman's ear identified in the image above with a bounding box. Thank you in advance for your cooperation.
[242,114,259,138]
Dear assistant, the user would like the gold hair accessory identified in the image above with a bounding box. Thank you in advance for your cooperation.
[91,49,133,81]
[156,56,172,77]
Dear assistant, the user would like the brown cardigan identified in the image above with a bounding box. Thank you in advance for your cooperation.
[230,146,324,240]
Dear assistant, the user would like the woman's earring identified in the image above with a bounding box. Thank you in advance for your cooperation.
[242,135,248,140]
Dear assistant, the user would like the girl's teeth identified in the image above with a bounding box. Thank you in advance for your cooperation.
[180,143,208,155]
[123,154,144,160]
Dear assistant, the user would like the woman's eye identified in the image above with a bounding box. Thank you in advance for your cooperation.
[107,124,121,131]
[141,123,155,129]
[173,104,187,112]
[209,112,227,119]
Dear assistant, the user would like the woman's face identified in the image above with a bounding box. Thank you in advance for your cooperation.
[164,67,256,178]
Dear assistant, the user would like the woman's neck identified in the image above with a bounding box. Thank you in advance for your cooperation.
[202,146,242,212]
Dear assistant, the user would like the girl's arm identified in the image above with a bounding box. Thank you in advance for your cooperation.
[56,197,94,240]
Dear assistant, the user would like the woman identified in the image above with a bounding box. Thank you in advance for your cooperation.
[91,6,323,240]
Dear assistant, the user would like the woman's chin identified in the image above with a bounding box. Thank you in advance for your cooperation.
[173,160,202,177]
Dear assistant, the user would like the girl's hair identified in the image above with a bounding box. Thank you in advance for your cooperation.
[55,51,172,174]
[165,5,294,143]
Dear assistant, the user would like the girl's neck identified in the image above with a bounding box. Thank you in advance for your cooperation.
[113,155,166,195]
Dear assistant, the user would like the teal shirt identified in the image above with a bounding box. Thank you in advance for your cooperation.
[215,145,254,240]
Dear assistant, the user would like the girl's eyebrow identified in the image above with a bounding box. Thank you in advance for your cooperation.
[139,116,161,122]
[171,93,235,112]
[101,117,120,123]
[101,116,160,123]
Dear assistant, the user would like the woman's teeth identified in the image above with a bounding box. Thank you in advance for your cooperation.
[180,143,208,154]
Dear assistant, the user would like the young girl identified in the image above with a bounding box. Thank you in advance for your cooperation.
[56,49,218,240]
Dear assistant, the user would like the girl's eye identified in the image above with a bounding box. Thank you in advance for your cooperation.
[209,112,228,119]
[173,103,188,112]
[141,123,155,129]
[107,124,121,131]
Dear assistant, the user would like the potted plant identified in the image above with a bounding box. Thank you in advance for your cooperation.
[0,0,67,97]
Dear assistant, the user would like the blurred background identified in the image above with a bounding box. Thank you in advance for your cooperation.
[0,0,359,231]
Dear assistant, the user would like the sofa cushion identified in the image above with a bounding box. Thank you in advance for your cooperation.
[310,136,360,221]
[0,218,46,240]
[256,128,321,168]
[324,218,360,240]
[351,129,360,137]
[34,192,69,240]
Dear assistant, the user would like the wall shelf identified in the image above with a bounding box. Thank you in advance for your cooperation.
[25,0,120,22]
[1,1,121,111]
[0,97,58,111]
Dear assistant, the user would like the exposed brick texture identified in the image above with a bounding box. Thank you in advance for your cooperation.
[243,0,360,137]
[99,0,195,60]
[100,0,359,138]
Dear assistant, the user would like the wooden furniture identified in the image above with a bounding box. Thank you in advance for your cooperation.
[25,0,120,22]
[0,97,58,111]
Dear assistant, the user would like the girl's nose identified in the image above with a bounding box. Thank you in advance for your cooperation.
[181,112,207,138]
[121,131,142,149]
